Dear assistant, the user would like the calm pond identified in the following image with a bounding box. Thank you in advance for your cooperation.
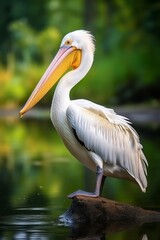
[0,110,160,239]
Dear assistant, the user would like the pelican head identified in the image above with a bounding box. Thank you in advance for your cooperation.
[61,30,95,54]
[20,30,95,117]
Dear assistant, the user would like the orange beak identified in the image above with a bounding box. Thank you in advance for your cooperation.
[20,46,81,117]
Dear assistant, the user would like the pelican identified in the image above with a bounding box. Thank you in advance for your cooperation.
[20,30,148,198]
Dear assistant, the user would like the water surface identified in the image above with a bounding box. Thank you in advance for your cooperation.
[0,114,160,239]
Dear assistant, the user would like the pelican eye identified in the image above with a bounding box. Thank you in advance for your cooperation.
[65,39,73,46]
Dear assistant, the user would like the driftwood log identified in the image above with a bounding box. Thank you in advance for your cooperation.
[59,196,160,238]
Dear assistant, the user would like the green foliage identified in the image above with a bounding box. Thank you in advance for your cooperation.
[0,20,62,106]
[0,0,159,107]
[9,20,61,64]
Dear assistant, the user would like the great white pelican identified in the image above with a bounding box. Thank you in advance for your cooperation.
[20,30,148,198]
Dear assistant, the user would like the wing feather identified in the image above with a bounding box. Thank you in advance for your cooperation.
[66,99,148,191]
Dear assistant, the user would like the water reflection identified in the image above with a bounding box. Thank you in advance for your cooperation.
[0,205,156,240]
[0,203,153,240]
[0,207,67,239]
[142,235,148,240]
[0,116,160,239]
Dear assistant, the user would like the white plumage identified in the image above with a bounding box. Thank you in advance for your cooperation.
[20,30,148,198]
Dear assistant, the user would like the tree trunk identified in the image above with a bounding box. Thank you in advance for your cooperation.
[83,0,97,31]
[59,196,160,237]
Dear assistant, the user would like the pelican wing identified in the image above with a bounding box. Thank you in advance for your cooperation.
[66,99,148,191]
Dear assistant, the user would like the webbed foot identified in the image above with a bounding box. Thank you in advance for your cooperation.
[68,190,99,199]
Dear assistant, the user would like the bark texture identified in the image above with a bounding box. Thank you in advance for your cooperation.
[59,196,160,237]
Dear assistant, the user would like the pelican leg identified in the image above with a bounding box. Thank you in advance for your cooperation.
[100,175,106,195]
[68,166,103,199]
